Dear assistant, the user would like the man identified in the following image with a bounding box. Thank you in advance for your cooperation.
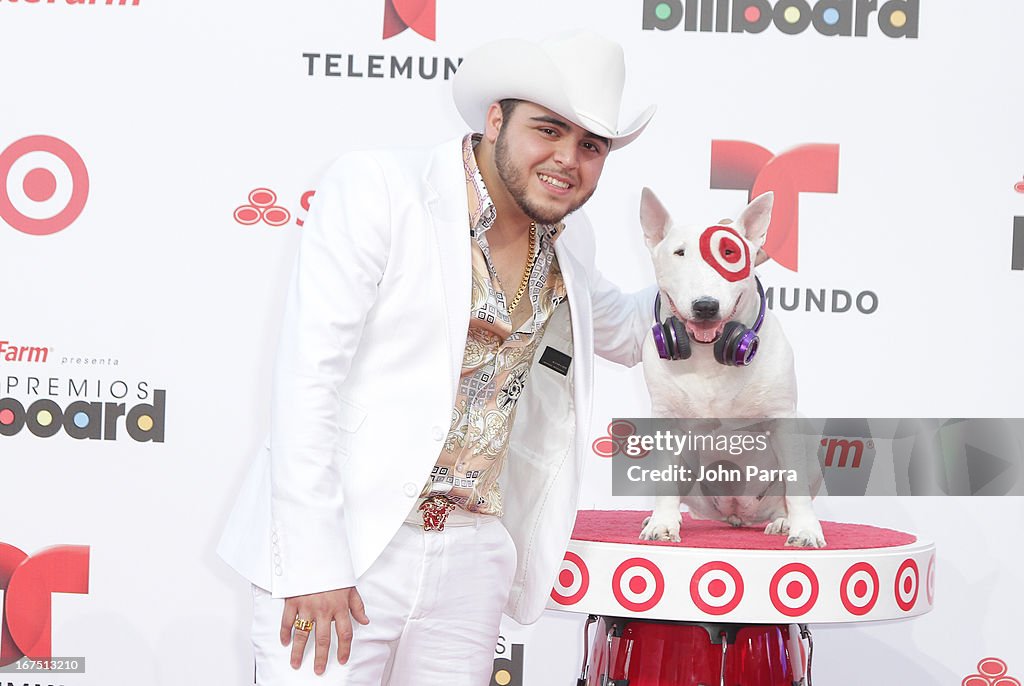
[218,32,655,684]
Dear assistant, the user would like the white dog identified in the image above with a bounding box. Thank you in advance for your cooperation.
[636,189,825,548]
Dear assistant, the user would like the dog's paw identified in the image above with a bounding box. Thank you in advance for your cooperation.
[639,513,681,542]
[784,519,827,548]
[764,516,790,536]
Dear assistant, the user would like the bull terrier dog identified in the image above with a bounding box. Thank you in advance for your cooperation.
[636,189,825,548]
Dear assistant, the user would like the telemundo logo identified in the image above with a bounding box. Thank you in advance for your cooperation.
[643,0,919,38]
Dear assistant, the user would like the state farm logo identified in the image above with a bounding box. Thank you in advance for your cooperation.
[709,140,876,315]
[383,0,435,40]
[962,658,1019,686]
[643,0,918,38]
[0,135,88,236]
[233,188,315,228]
[0,543,89,665]
[234,189,292,227]
[1,340,50,364]
[592,420,648,458]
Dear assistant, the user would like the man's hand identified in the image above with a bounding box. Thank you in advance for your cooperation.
[280,587,370,674]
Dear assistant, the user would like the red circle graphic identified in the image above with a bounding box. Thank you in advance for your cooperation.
[699,225,750,282]
[840,562,879,616]
[608,420,636,439]
[613,558,665,613]
[263,206,291,226]
[0,135,89,236]
[550,552,589,606]
[769,563,819,617]
[690,561,744,615]
[993,678,1021,686]
[24,167,57,202]
[234,206,262,225]
[249,188,277,206]
[592,435,618,458]
[979,659,1008,677]
[894,559,919,612]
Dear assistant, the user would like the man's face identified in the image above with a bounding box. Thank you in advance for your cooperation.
[492,102,610,225]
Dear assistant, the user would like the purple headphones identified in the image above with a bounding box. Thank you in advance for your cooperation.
[652,276,767,367]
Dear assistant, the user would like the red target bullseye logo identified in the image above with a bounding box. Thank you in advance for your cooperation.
[612,558,665,612]
[234,188,291,227]
[840,562,879,616]
[550,552,589,606]
[926,555,936,606]
[0,135,89,236]
[769,563,819,617]
[963,658,1020,686]
[699,225,750,282]
[894,559,919,612]
[690,561,744,615]
[592,420,648,458]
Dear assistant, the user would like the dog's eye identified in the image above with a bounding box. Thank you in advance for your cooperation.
[723,248,736,257]
[673,248,685,257]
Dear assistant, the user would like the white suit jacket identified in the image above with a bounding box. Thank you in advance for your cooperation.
[217,137,651,624]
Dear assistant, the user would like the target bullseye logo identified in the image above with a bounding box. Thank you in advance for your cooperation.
[550,552,589,606]
[612,557,665,612]
[926,555,936,606]
[699,224,751,282]
[894,558,919,612]
[769,563,819,617]
[963,658,1020,686]
[839,562,879,616]
[234,188,292,227]
[689,561,744,615]
[592,420,648,459]
[0,135,89,236]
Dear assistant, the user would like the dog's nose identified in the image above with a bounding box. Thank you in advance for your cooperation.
[692,298,719,320]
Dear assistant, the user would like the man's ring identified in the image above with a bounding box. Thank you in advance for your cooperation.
[293,618,314,632]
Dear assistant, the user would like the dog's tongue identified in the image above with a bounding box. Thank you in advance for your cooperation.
[686,320,725,343]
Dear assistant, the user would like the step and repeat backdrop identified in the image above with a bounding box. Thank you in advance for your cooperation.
[2,1,1023,684]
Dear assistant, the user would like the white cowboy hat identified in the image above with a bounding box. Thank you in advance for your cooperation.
[452,32,656,150]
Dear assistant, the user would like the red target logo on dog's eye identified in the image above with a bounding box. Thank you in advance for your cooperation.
[700,225,750,282]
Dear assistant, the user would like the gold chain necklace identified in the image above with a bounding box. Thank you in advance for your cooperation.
[506,222,537,315]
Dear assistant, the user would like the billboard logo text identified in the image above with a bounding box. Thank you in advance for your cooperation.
[643,0,918,38]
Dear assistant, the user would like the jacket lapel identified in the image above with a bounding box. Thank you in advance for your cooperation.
[424,138,473,401]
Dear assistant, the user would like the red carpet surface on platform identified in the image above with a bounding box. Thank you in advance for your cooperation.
[572,510,916,550]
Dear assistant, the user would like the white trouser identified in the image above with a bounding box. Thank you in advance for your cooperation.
[251,517,517,685]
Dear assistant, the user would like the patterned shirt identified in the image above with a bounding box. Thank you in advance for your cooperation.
[419,134,567,515]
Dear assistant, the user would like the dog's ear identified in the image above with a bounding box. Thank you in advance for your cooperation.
[640,187,671,249]
[737,192,773,253]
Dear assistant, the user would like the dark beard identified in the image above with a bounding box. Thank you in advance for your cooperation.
[494,129,594,225]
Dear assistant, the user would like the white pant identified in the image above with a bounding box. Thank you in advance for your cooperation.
[251,518,517,685]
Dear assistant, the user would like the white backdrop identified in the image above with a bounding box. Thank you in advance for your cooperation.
[2,1,1023,684]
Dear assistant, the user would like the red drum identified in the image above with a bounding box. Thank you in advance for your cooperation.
[579,616,811,686]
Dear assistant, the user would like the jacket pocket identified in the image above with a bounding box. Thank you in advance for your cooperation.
[337,395,368,433]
